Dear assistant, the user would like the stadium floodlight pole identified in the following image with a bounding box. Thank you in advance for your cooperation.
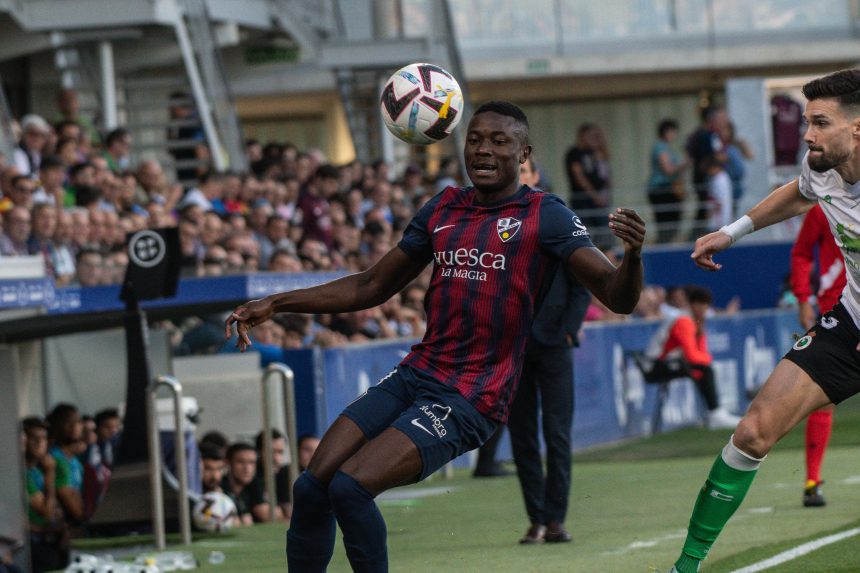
[146,375,192,549]
[260,363,299,521]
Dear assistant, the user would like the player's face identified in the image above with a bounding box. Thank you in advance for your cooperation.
[464,111,531,197]
[803,98,856,172]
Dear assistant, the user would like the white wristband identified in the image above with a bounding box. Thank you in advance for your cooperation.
[719,215,754,244]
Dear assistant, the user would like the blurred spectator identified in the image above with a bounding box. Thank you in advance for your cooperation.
[221,443,270,525]
[565,123,611,247]
[298,165,337,248]
[199,431,229,457]
[53,88,99,147]
[721,121,754,217]
[297,434,320,472]
[28,203,63,281]
[33,156,66,207]
[6,175,36,210]
[14,115,50,178]
[168,91,209,182]
[705,157,732,231]
[686,105,729,239]
[102,128,131,173]
[200,443,226,494]
[646,119,688,243]
[644,286,741,429]
[258,214,294,270]
[254,429,291,517]
[93,408,121,470]
[1,206,31,256]
[78,415,109,518]
[45,404,85,525]
[434,156,460,192]
[73,249,103,287]
[180,171,226,214]
[23,416,63,573]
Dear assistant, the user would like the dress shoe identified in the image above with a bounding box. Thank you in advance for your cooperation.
[519,523,546,544]
[544,522,572,543]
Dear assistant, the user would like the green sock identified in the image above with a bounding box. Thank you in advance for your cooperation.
[675,439,762,571]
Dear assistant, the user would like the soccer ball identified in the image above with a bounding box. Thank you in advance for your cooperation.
[380,62,464,145]
[192,491,238,533]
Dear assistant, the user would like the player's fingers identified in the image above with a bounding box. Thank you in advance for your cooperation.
[614,207,645,224]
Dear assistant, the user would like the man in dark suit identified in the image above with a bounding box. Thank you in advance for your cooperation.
[509,158,591,544]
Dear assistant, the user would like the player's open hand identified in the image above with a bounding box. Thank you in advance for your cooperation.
[225,297,275,351]
[608,208,645,253]
[691,231,732,271]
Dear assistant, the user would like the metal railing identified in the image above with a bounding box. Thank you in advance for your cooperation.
[146,375,192,550]
[260,362,299,521]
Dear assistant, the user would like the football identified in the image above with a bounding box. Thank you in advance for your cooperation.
[192,491,239,533]
[380,62,464,145]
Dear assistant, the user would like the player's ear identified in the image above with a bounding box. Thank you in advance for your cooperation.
[520,144,533,164]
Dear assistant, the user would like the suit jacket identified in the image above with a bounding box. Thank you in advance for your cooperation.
[529,266,591,348]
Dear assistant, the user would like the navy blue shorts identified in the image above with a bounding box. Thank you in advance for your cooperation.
[342,364,497,481]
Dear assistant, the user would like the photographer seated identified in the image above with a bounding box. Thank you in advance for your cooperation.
[645,285,740,430]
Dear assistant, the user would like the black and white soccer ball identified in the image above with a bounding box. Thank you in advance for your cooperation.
[380,62,464,145]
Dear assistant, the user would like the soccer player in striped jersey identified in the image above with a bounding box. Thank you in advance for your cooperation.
[227,100,645,572]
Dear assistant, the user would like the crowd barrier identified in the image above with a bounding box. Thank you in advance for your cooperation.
[275,308,799,466]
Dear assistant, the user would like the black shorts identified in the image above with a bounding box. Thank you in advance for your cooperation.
[342,364,497,481]
[784,302,860,404]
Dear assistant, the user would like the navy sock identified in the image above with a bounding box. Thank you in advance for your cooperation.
[286,471,336,572]
[329,470,388,573]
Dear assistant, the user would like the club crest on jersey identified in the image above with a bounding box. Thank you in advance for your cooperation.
[497,217,522,242]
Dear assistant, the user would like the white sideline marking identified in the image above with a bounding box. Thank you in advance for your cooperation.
[601,530,686,555]
[840,474,860,485]
[729,527,860,573]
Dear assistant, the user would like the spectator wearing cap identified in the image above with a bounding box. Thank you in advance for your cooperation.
[14,114,50,178]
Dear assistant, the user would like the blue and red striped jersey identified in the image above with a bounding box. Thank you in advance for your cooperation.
[397,185,594,421]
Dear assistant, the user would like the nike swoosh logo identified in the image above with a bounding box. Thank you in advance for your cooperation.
[433,224,455,234]
[410,418,434,436]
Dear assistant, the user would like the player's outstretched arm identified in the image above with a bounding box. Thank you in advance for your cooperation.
[567,208,645,314]
[225,247,427,351]
[692,178,813,271]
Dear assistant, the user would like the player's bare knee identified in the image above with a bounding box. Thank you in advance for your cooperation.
[733,415,771,458]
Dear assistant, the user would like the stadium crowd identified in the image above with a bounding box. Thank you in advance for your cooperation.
[21,398,319,572]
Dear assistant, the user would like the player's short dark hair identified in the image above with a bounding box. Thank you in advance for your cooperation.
[226,442,257,461]
[685,285,713,305]
[803,69,860,111]
[200,443,225,462]
[473,101,529,134]
[658,119,679,138]
[254,428,285,452]
[94,408,120,427]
